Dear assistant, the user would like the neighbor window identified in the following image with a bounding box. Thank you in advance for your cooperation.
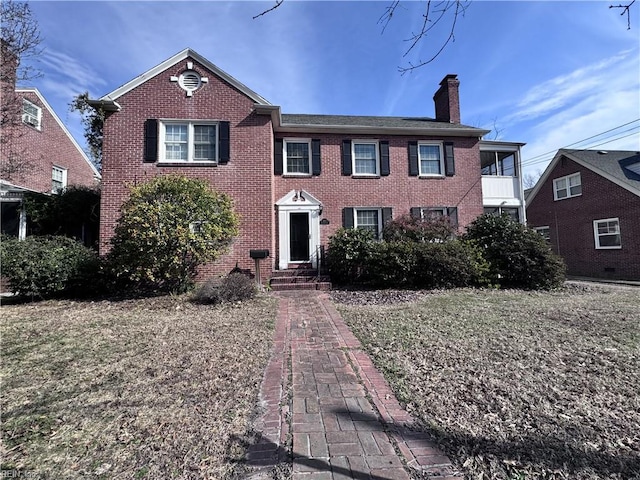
[418,143,444,176]
[553,173,581,200]
[533,226,551,243]
[22,99,42,130]
[420,207,446,219]
[593,218,621,249]
[284,139,311,174]
[52,166,67,193]
[481,151,517,176]
[353,141,379,175]
[160,121,217,162]
[355,209,381,239]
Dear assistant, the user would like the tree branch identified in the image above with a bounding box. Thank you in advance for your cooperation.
[610,0,635,29]
[253,0,284,20]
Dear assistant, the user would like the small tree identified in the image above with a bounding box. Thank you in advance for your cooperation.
[108,175,239,293]
[463,213,566,290]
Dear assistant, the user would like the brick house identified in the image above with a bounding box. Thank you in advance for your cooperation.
[0,86,101,239]
[526,149,640,280]
[91,48,525,286]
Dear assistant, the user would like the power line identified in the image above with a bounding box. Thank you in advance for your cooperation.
[521,118,640,166]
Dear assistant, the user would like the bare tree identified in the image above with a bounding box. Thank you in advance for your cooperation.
[610,0,636,29]
[0,0,42,182]
[522,169,543,190]
[70,92,104,171]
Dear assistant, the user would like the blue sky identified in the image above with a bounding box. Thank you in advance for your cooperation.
[24,0,640,178]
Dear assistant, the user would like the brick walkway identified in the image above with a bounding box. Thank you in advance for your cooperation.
[247,291,458,480]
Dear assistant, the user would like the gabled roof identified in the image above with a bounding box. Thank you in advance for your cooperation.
[527,149,640,205]
[16,88,101,179]
[98,48,271,106]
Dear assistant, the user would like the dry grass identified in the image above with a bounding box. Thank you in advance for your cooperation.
[1,295,277,479]
[334,283,640,479]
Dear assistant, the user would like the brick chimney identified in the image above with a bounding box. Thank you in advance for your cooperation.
[433,74,460,124]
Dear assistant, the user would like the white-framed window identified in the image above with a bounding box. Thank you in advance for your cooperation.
[593,218,621,249]
[481,150,517,176]
[553,173,581,200]
[355,208,382,239]
[353,140,379,176]
[22,98,42,130]
[418,143,444,176]
[52,166,67,193]
[159,121,218,162]
[284,139,311,175]
[533,226,551,243]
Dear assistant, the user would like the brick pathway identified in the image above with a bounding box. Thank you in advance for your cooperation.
[247,291,458,479]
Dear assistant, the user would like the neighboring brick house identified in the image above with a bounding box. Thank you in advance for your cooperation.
[526,149,640,280]
[91,48,525,284]
[0,87,101,239]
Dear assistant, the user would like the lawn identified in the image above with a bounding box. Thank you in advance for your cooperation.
[333,283,640,479]
[1,295,277,479]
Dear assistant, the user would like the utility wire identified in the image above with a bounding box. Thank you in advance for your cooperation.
[521,118,640,166]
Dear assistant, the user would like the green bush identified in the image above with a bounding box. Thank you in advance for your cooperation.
[327,228,374,285]
[366,240,489,289]
[463,214,566,290]
[107,175,239,294]
[382,214,457,243]
[0,235,100,298]
[192,273,255,304]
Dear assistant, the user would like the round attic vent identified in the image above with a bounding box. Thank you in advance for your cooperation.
[178,70,202,93]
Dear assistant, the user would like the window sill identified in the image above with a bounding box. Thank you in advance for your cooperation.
[418,175,445,179]
[157,161,219,167]
[553,194,582,201]
[283,173,312,178]
[23,122,42,132]
[351,175,381,179]
[595,246,622,250]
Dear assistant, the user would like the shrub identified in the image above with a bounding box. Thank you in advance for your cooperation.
[463,214,566,290]
[327,228,374,285]
[0,235,100,299]
[192,273,255,304]
[107,175,239,294]
[366,240,489,289]
[382,214,457,243]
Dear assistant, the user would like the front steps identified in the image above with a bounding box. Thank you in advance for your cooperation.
[269,264,332,291]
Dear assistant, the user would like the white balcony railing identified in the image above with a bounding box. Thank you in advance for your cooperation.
[481,176,522,205]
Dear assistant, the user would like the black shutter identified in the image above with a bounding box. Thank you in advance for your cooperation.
[447,207,458,227]
[274,138,283,175]
[342,208,354,228]
[144,119,158,163]
[410,207,421,219]
[312,139,321,176]
[444,142,455,176]
[342,139,352,175]
[408,141,418,176]
[218,121,230,164]
[380,141,390,176]
[382,208,393,227]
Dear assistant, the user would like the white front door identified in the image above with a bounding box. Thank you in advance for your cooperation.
[275,190,322,270]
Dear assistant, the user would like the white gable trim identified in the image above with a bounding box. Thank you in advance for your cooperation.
[16,88,101,179]
[101,48,272,106]
[527,150,640,205]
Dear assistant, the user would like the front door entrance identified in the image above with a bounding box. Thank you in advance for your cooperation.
[289,212,309,262]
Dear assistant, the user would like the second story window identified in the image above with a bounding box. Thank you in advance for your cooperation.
[284,139,311,175]
[22,99,42,130]
[160,121,217,162]
[481,151,516,176]
[353,141,379,175]
[52,166,67,193]
[553,173,581,200]
[418,143,444,176]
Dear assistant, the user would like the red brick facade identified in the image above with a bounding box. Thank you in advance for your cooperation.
[527,155,640,280]
[1,89,98,193]
[97,50,491,281]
